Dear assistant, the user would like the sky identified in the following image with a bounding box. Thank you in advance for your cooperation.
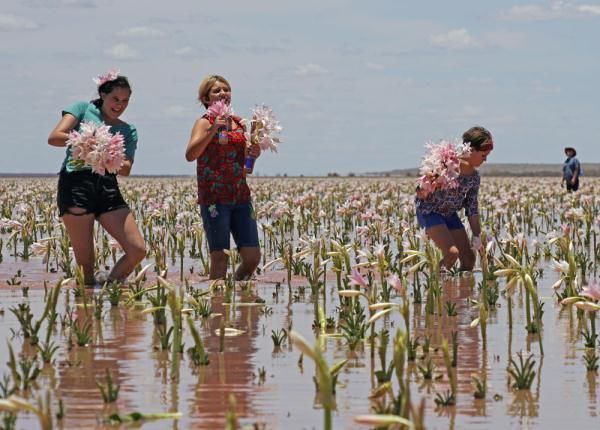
[1,0,599,176]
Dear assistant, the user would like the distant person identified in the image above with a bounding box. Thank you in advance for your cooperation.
[185,74,261,280]
[562,146,580,192]
[48,71,146,287]
[415,126,494,274]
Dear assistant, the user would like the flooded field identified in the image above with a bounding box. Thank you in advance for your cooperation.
[1,176,599,429]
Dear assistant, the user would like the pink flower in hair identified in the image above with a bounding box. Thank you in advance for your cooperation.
[206,100,234,119]
[93,69,120,87]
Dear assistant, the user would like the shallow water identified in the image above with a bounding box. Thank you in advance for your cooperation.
[1,177,599,429]
[0,264,598,429]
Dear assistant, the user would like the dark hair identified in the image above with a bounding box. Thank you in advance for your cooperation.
[462,125,492,150]
[91,76,132,108]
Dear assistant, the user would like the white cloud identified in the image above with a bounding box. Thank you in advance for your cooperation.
[392,77,416,88]
[61,0,96,6]
[467,77,495,85]
[430,28,477,50]
[174,47,193,56]
[502,5,561,21]
[578,4,600,15]
[460,105,483,116]
[302,110,326,120]
[0,14,38,31]
[22,0,96,8]
[117,26,164,38]
[295,63,328,76]
[502,1,600,21]
[366,62,384,70]
[532,79,561,93]
[284,98,308,108]
[483,31,525,49]
[105,43,139,60]
[490,114,518,125]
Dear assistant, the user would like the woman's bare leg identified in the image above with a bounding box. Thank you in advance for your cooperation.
[450,228,476,271]
[209,250,228,280]
[61,210,96,285]
[425,224,459,270]
[236,247,261,280]
[97,208,146,282]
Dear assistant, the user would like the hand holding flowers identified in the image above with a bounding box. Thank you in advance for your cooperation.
[206,100,235,145]
[66,121,125,175]
[250,104,282,152]
[206,100,235,120]
[244,104,283,173]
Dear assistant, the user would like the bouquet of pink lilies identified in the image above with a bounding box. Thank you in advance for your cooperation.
[243,104,282,173]
[206,100,235,145]
[206,100,235,119]
[249,104,282,152]
[66,121,125,175]
[416,138,471,197]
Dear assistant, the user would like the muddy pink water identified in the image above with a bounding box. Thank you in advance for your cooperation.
[0,262,597,429]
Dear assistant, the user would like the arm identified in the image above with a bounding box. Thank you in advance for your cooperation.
[571,160,580,183]
[246,142,261,159]
[467,214,481,237]
[117,158,133,176]
[247,119,262,160]
[185,117,223,162]
[463,178,480,237]
[571,167,579,184]
[48,113,79,147]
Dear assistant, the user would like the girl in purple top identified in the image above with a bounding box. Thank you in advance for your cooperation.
[415,126,494,272]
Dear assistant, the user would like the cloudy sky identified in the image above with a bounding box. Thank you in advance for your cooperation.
[1,0,599,176]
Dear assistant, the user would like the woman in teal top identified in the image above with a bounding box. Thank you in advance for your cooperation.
[48,72,146,287]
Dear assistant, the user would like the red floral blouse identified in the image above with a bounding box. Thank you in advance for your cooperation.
[196,115,251,205]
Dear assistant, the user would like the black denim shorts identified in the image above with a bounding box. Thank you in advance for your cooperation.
[57,169,129,217]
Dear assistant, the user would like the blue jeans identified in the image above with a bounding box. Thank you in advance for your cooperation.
[416,211,464,230]
[200,202,259,252]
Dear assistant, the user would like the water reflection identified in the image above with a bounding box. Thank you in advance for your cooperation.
[184,293,264,428]
[1,267,600,429]
[57,298,145,428]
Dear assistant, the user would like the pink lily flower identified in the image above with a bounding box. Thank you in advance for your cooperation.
[387,274,405,295]
[349,268,368,289]
[581,281,600,301]
[206,100,234,119]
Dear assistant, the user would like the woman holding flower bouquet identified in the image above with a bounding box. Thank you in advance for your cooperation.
[415,126,494,274]
[48,71,146,287]
[185,75,261,280]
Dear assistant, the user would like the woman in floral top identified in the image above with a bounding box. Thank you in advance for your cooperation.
[415,126,494,273]
[185,75,261,280]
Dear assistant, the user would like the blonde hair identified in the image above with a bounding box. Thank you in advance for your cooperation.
[198,75,231,108]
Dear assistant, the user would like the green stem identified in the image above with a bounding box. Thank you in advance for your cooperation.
[507,295,513,330]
